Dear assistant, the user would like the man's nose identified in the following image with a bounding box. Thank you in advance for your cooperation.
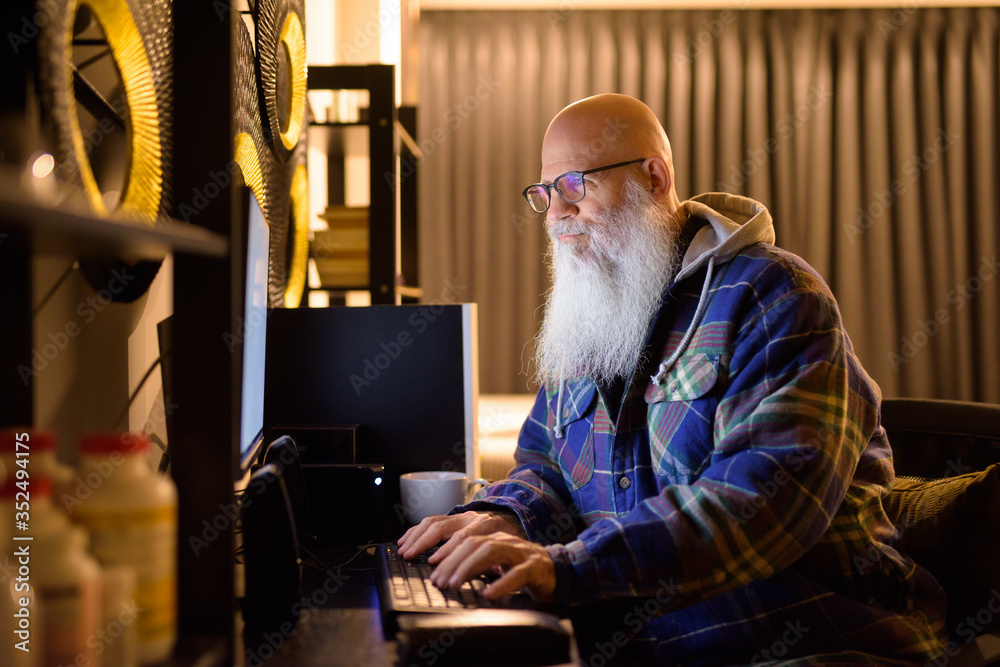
[546,191,578,221]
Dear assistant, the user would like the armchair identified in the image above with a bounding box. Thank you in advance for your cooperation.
[881,398,1000,666]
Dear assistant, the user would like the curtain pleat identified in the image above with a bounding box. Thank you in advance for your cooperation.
[917,11,955,397]
[716,15,743,193]
[692,15,718,196]
[942,14,975,401]
[790,13,820,246]
[665,21,692,198]
[765,12,795,250]
[805,15,835,282]
[970,9,1000,399]
[832,14,864,357]
[419,9,1000,402]
[890,11,930,397]
[742,11,771,207]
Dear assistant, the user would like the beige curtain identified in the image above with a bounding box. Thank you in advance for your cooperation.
[418,8,1000,401]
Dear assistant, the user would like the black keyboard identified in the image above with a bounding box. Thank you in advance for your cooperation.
[376,542,501,609]
[374,542,538,632]
[375,543,575,663]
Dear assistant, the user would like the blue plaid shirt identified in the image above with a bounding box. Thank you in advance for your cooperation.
[461,242,947,664]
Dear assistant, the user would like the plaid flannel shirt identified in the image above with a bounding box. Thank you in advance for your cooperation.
[462,242,947,665]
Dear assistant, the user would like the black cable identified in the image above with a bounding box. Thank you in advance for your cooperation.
[326,543,379,572]
[113,353,162,430]
[33,261,77,315]
[298,543,330,571]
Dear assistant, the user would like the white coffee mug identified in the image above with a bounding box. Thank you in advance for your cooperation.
[399,471,489,525]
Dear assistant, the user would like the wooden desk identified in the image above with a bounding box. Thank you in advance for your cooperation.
[239,547,582,666]
[239,553,390,666]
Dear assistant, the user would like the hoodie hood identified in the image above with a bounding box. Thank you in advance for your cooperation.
[673,192,775,283]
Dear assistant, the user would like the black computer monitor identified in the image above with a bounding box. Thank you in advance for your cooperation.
[237,190,270,472]
[263,303,480,530]
[159,189,270,479]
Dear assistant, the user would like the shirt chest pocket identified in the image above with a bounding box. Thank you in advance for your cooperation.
[644,354,721,484]
[552,385,597,492]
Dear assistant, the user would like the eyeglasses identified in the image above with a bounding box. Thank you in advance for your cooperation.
[521,158,646,214]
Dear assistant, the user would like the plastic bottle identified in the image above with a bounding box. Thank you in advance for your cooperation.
[0,477,102,667]
[72,432,177,665]
[97,565,139,667]
[0,429,75,503]
[0,480,39,667]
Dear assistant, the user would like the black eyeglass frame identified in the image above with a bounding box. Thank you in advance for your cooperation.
[521,158,647,213]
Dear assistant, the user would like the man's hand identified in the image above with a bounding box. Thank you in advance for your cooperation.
[428,532,556,602]
[397,509,525,560]
[396,510,555,601]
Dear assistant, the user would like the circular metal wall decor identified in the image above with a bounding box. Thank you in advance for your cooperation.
[236,14,289,307]
[36,0,173,302]
[253,0,306,162]
[234,17,270,216]
[59,0,163,224]
[283,162,308,308]
[234,132,266,215]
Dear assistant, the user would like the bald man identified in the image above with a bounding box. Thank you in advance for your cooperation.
[398,94,947,664]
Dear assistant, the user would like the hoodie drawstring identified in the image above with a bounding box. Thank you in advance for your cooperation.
[651,255,716,385]
[553,256,716,437]
[553,378,567,439]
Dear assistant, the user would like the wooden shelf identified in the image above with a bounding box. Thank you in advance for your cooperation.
[396,285,423,299]
[0,188,228,259]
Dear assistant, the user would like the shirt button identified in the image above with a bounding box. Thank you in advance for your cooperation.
[619,476,631,489]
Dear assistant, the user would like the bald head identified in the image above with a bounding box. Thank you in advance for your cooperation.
[541,94,680,210]
[544,94,670,163]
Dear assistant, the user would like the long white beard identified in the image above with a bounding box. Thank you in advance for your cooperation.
[534,178,683,386]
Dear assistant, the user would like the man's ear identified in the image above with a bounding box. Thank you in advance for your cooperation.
[644,156,672,200]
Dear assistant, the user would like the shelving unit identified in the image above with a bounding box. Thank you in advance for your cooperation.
[1,3,233,662]
[0,196,234,667]
[1,4,278,665]
[307,64,419,305]
[1,15,422,667]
